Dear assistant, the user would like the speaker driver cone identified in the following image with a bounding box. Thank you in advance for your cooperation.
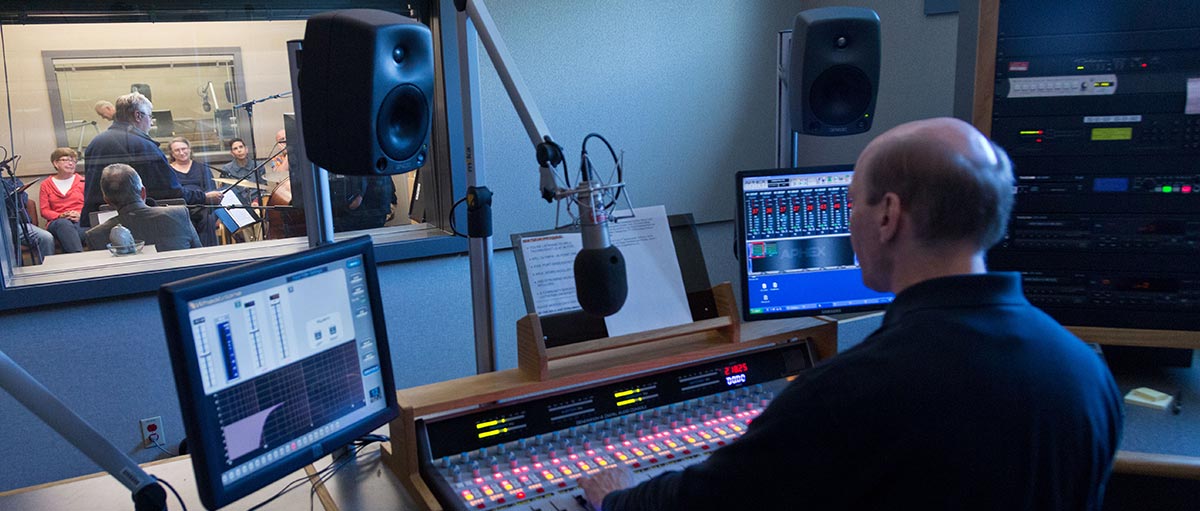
[809,64,872,126]
[377,84,430,162]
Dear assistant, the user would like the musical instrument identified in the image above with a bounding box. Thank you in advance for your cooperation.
[264,176,305,239]
[415,340,812,510]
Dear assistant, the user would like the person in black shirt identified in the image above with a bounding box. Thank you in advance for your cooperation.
[580,117,1123,510]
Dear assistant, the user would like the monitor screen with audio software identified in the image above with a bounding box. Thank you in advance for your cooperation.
[158,236,397,509]
[737,165,893,320]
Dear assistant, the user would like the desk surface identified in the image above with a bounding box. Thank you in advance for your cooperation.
[4,327,1197,509]
[40,245,159,268]
[1109,349,1200,458]
[0,436,415,511]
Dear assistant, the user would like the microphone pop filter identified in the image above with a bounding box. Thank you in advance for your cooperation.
[574,245,628,316]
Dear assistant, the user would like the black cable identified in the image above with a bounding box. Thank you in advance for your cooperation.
[580,133,623,207]
[246,435,387,511]
[156,477,188,511]
[447,196,468,238]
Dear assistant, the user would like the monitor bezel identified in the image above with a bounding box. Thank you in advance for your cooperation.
[158,235,399,510]
[736,165,891,321]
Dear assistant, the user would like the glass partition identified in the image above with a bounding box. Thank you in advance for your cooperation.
[0,2,461,309]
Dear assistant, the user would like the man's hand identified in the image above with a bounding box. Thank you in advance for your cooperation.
[348,195,363,210]
[578,465,636,510]
[206,190,224,204]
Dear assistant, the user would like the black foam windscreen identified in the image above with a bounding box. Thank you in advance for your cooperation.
[574,245,628,317]
[789,7,880,136]
[300,9,434,176]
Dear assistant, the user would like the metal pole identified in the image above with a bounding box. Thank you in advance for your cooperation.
[286,40,335,247]
[457,5,498,374]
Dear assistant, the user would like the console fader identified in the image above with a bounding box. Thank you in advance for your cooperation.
[415,341,814,510]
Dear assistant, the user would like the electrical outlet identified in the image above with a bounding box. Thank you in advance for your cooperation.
[139,416,165,449]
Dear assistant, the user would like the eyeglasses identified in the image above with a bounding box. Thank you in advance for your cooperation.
[55,157,76,163]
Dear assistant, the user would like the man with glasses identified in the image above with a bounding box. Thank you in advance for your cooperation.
[80,91,221,227]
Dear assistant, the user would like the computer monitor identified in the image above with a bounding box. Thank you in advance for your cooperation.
[158,236,398,509]
[150,110,174,137]
[737,165,893,320]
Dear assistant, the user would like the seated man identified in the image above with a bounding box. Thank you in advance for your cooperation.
[218,137,262,206]
[85,163,202,252]
[2,174,55,263]
[580,118,1123,510]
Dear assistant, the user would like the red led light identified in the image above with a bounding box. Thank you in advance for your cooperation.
[1035,138,1043,143]
[1141,62,1148,68]
[516,492,526,499]
[1183,185,1193,193]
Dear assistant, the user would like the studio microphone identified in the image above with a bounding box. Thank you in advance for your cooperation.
[572,157,628,317]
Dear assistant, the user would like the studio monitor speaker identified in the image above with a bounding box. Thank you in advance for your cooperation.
[789,7,880,136]
[300,9,433,176]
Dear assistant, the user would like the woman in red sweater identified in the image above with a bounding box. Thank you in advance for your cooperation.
[39,147,88,252]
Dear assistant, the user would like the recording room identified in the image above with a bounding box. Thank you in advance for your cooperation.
[1,1,1198,510]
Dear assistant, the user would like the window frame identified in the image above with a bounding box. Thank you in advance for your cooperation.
[0,1,469,311]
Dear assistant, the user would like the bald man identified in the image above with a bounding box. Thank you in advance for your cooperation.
[93,100,115,121]
[270,129,289,174]
[580,118,1123,510]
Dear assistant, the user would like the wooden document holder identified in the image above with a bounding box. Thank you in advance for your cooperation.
[515,282,742,381]
[383,282,837,510]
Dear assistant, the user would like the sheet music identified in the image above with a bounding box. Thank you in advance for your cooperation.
[219,192,258,229]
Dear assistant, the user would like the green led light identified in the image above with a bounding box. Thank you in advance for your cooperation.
[1076,65,1085,70]
[1163,186,1173,193]
[864,113,870,118]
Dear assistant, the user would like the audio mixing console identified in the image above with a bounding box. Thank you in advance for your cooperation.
[415,341,814,510]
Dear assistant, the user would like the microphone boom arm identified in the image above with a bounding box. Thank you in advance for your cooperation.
[0,349,166,509]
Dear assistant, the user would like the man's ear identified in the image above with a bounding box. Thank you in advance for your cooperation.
[879,192,902,243]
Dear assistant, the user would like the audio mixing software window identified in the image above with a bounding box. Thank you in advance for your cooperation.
[740,167,892,318]
[183,255,386,486]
